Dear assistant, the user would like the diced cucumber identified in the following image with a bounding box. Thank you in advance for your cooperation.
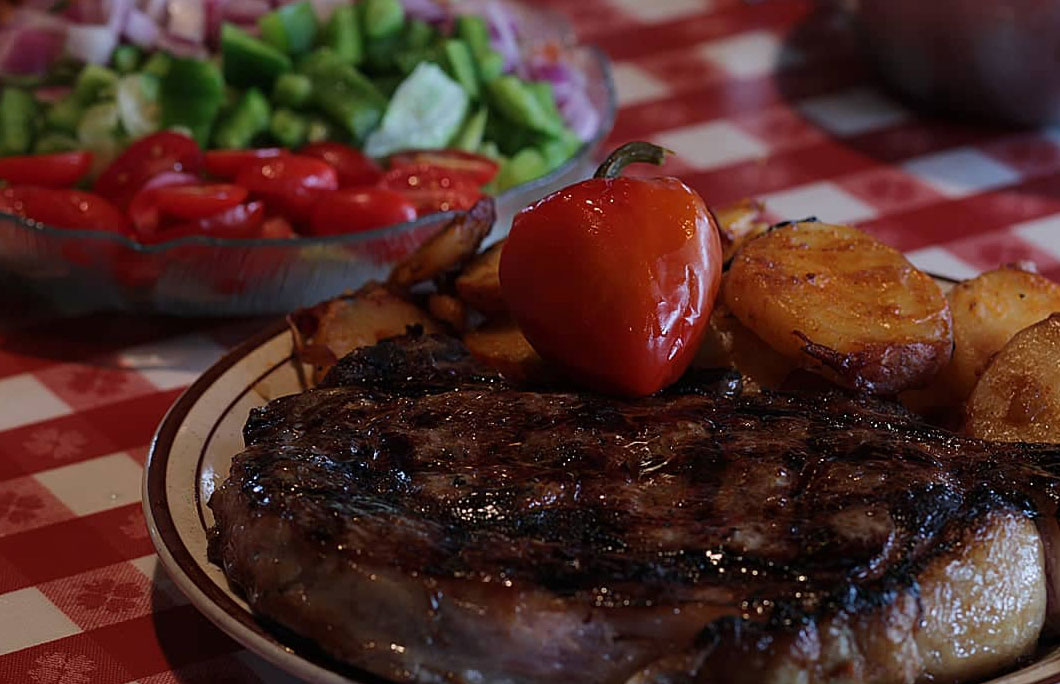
[77,101,124,175]
[323,5,363,65]
[478,140,502,160]
[364,62,469,158]
[495,147,547,191]
[306,115,339,143]
[452,106,487,151]
[112,44,143,74]
[0,88,37,155]
[302,55,387,142]
[393,46,442,76]
[34,132,80,154]
[404,19,435,49]
[259,1,318,56]
[475,49,505,83]
[222,23,293,89]
[443,39,479,99]
[363,0,404,40]
[142,52,172,79]
[161,58,225,146]
[116,73,161,138]
[297,47,345,75]
[488,75,564,136]
[539,127,582,172]
[45,96,84,135]
[270,108,309,147]
[365,33,404,73]
[213,88,271,149]
[74,64,119,103]
[273,72,312,108]
[456,15,491,56]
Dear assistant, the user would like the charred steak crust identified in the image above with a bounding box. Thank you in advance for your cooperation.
[209,333,1060,683]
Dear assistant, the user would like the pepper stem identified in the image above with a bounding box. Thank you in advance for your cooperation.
[593,141,672,179]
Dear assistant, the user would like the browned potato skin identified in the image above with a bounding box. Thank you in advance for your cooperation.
[388,199,495,290]
[724,222,952,395]
[713,198,770,264]
[694,302,797,391]
[463,319,552,384]
[455,242,506,315]
[289,283,440,384]
[942,266,1060,402]
[966,314,1060,443]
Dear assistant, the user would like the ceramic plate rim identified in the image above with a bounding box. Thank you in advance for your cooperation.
[143,279,1060,684]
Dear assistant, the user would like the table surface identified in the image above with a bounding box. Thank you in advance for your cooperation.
[5,1,1060,681]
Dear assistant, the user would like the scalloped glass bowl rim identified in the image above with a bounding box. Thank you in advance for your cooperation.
[0,46,615,253]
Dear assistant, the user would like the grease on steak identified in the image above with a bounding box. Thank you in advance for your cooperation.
[209,334,1060,684]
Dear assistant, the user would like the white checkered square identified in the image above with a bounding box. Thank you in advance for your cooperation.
[1012,213,1060,258]
[904,246,981,281]
[654,120,767,170]
[0,374,72,432]
[34,452,143,517]
[608,0,713,23]
[762,182,877,225]
[798,87,909,136]
[901,148,1021,198]
[117,333,226,390]
[0,587,81,655]
[699,30,797,79]
[612,62,670,107]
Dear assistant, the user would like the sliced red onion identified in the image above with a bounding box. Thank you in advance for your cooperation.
[66,24,119,64]
[0,26,66,75]
[558,87,599,142]
[144,0,169,21]
[155,29,209,57]
[142,171,200,190]
[305,0,349,20]
[484,1,521,72]
[400,0,450,24]
[106,0,134,32]
[34,84,73,104]
[124,9,160,47]
[223,0,271,22]
[168,0,206,44]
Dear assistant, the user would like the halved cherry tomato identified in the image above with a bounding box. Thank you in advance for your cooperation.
[378,164,482,215]
[136,201,266,244]
[0,151,93,187]
[300,142,382,188]
[94,131,203,209]
[0,186,131,234]
[260,216,298,238]
[388,149,499,186]
[204,148,287,179]
[151,184,248,220]
[127,174,199,236]
[235,155,338,226]
[308,187,417,236]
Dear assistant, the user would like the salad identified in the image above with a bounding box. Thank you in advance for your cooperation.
[0,0,598,244]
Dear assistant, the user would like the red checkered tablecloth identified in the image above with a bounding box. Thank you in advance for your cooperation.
[3,1,1060,681]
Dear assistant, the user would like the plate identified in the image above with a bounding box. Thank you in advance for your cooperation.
[144,316,1060,684]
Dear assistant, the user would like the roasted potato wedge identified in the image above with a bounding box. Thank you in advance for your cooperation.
[428,293,468,331]
[724,221,952,394]
[966,314,1060,443]
[713,198,769,263]
[455,241,505,315]
[289,283,440,384]
[463,319,551,384]
[694,303,797,391]
[941,266,1060,401]
[388,198,495,290]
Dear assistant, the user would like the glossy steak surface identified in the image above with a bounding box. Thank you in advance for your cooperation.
[210,333,1060,683]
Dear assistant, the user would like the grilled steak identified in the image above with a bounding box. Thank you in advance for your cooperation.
[209,333,1060,684]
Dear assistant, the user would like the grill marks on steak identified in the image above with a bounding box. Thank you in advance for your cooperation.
[209,333,1060,683]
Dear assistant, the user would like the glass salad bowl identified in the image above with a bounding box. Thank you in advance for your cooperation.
[0,5,616,316]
